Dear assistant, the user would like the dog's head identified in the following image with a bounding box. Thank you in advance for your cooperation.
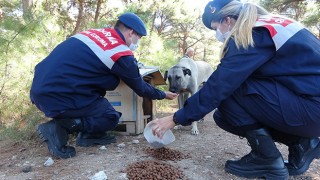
[164,65,192,93]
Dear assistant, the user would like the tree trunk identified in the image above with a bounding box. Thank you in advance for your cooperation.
[22,0,33,17]
[72,0,84,35]
[94,0,103,23]
[203,47,207,61]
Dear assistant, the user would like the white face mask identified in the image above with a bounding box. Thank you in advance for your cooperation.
[215,23,231,43]
[129,34,140,51]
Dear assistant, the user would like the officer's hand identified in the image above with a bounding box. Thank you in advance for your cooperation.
[164,91,179,100]
[151,115,175,138]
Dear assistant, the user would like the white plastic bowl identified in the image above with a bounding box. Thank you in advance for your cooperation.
[143,122,175,148]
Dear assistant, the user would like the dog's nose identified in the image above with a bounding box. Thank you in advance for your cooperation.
[169,87,177,93]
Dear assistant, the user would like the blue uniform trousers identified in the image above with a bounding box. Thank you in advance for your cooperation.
[214,78,320,138]
[54,98,121,133]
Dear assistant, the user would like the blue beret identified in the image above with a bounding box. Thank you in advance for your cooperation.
[118,12,147,36]
[202,0,234,29]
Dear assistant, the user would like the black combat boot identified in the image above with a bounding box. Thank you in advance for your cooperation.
[76,132,116,147]
[225,128,289,179]
[285,137,320,176]
[37,118,83,159]
[269,129,320,176]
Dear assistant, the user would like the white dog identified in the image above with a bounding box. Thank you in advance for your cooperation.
[164,57,213,135]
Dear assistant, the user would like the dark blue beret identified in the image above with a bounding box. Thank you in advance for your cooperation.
[118,12,147,36]
[202,0,234,29]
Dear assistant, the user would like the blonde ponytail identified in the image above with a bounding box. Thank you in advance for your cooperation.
[218,2,269,57]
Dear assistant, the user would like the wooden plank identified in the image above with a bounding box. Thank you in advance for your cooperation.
[135,96,144,134]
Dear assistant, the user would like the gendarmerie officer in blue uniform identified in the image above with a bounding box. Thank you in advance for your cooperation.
[30,12,178,159]
[151,0,320,179]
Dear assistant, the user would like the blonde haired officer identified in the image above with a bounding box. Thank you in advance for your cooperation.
[150,0,320,179]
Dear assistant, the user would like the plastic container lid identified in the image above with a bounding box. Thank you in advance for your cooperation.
[143,122,175,148]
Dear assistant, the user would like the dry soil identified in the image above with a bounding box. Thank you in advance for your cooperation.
[0,108,319,180]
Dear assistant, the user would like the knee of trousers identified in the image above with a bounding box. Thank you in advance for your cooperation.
[213,110,245,137]
[83,111,122,133]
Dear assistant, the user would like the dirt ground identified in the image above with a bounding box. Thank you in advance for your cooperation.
[0,108,319,180]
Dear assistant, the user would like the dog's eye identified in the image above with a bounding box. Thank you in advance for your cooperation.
[176,76,181,80]
[168,76,172,81]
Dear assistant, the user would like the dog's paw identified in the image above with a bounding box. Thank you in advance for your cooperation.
[173,125,182,130]
[191,128,199,135]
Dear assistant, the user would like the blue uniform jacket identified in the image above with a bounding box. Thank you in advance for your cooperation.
[175,26,320,126]
[30,29,165,117]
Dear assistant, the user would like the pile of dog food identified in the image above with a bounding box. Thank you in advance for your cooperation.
[144,147,191,161]
[126,147,190,180]
[126,160,185,180]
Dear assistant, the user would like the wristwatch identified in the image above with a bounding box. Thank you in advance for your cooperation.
[173,113,180,125]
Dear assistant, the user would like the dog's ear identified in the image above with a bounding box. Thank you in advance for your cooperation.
[164,70,168,81]
[183,68,191,76]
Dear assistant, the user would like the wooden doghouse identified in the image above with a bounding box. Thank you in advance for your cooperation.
[105,66,166,135]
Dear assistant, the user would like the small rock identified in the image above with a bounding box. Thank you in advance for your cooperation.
[117,173,128,180]
[53,170,60,175]
[90,170,108,180]
[23,161,30,166]
[132,140,139,144]
[117,143,125,148]
[204,155,212,159]
[44,157,54,167]
[99,146,107,150]
[22,166,32,173]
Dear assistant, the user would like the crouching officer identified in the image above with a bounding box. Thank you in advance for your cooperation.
[30,12,178,159]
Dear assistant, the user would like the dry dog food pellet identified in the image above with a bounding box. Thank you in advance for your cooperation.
[144,147,191,161]
[126,160,185,180]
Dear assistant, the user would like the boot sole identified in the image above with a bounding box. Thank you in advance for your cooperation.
[225,165,289,180]
[76,137,116,147]
[287,143,320,176]
[37,123,76,159]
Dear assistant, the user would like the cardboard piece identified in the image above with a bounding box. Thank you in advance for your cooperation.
[139,66,166,85]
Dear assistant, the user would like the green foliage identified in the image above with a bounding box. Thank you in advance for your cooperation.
[0,0,69,140]
[138,32,179,71]
[0,106,43,141]
[303,2,320,26]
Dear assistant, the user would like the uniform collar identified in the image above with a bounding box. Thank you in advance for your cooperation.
[115,28,126,43]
